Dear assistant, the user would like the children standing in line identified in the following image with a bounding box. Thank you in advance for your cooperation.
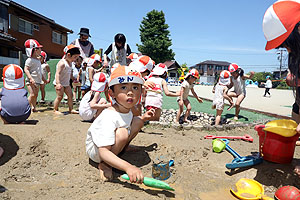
[176,69,203,123]
[227,63,255,120]
[72,56,83,101]
[24,39,46,112]
[145,63,179,121]
[53,45,80,114]
[39,51,51,103]
[264,76,272,97]
[212,70,232,125]
[86,65,154,182]
[0,64,31,124]
[79,72,110,121]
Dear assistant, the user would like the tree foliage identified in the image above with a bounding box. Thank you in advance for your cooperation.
[137,10,175,64]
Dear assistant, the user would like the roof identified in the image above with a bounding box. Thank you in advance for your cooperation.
[164,60,180,71]
[194,60,231,66]
[7,0,73,33]
[0,32,16,41]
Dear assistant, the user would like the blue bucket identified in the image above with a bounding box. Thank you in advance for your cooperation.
[152,160,174,180]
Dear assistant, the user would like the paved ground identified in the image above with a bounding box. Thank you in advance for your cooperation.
[169,85,295,117]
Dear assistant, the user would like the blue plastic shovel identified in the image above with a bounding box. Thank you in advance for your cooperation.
[221,139,263,169]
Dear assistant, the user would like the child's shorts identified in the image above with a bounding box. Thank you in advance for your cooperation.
[87,145,101,163]
[0,111,31,124]
[212,100,224,110]
[81,85,90,91]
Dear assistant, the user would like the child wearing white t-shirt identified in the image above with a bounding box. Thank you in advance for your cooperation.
[24,39,46,112]
[86,65,154,182]
[176,69,203,123]
[79,72,110,121]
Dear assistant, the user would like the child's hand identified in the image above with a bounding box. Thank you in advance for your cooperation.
[30,78,36,86]
[126,165,144,184]
[46,79,50,84]
[141,108,155,122]
[197,97,203,103]
[55,83,62,90]
[296,123,300,134]
[144,81,155,89]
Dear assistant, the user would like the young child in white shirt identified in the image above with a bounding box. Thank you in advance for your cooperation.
[79,72,110,121]
[86,65,154,182]
[176,69,203,123]
[24,39,46,112]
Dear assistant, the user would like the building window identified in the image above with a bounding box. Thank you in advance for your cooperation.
[0,4,8,33]
[169,72,176,77]
[52,31,66,45]
[208,65,213,70]
[18,18,33,35]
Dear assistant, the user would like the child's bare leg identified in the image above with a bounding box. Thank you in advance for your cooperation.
[40,84,46,101]
[176,101,184,122]
[53,87,64,114]
[0,115,9,124]
[226,92,236,111]
[183,100,191,122]
[215,109,223,125]
[27,84,39,111]
[77,87,81,100]
[234,94,245,120]
[65,86,78,114]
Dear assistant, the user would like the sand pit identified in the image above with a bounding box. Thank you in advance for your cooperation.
[1,109,300,200]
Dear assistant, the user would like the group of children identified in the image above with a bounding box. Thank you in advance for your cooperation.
[0,37,256,183]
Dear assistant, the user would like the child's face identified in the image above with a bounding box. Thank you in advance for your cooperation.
[75,57,83,67]
[110,83,142,110]
[188,76,196,84]
[67,54,80,63]
[32,48,41,58]
[92,61,100,68]
[231,71,239,78]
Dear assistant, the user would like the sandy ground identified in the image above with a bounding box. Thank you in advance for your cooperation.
[1,108,300,200]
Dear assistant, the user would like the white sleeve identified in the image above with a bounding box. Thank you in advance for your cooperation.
[89,112,117,147]
[25,58,31,68]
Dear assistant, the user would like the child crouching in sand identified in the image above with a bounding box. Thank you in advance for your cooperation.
[86,65,154,182]
[79,72,110,121]
[212,70,232,125]
[0,64,31,124]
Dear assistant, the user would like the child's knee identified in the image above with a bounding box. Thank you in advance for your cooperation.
[116,128,129,143]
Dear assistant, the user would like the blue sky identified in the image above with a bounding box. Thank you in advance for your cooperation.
[14,0,285,72]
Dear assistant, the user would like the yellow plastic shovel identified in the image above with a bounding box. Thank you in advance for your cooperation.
[230,178,273,200]
[263,119,297,137]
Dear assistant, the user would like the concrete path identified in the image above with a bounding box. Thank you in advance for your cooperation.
[169,85,294,117]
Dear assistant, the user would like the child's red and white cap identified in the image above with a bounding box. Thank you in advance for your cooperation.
[109,65,144,87]
[151,63,168,76]
[91,72,107,92]
[40,51,47,63]
[24,39,43,57]
[185,68,199,79]
[62,44,79,58]
[110,63,121,74]
[129,55,154,73]
[90,54,102,62]
[219,70,231,86]
[263,0,300,50]
[228,63,239,72]
[3,64,25,90]
[127,53,138,61]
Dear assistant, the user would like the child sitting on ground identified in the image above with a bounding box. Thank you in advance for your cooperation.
[212,70,232,125]
[24,39,46,112]
[145,63,180,121]
[39,51,51,103]
[227,63,255,120]
[0,64,31,124]
[53,45,80,114]
[79,72,110,121]
[176,69,203,124]
[86,65,154,182]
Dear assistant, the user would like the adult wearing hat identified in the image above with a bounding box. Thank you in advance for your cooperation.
[71,28,95,59]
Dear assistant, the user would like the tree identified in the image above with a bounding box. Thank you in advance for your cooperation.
[137,10,175,64]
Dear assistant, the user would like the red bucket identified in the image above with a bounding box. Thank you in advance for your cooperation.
[255,125,299,164]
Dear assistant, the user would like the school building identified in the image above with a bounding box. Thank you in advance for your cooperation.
[0,0,73,76]
[190,60,231,84]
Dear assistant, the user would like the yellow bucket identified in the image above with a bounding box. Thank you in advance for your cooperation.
[263,119,297,137]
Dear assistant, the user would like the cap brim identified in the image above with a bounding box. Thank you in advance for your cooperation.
[265,30,292,50]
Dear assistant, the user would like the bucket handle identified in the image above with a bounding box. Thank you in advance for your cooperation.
[260,130,268,157]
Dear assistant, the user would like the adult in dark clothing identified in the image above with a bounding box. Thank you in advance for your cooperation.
[71,28,95,58]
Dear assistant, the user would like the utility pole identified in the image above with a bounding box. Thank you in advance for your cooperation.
[277,49,284,79]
